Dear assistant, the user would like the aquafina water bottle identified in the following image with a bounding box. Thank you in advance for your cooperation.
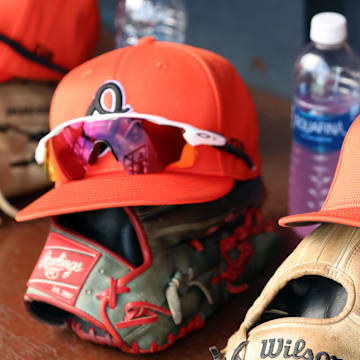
[289,12,360,237]
[115,0,187,48]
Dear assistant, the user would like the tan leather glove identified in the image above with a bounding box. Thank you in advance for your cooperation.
[221,223,358,360]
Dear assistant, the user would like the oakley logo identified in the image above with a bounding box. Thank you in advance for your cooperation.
[87,81,132,116]
[260,338,341,360]
[38,250,84,280]
[196,132,211,139]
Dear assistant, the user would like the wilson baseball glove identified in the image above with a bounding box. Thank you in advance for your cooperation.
[220,222,355,360]
[24,178,279,354]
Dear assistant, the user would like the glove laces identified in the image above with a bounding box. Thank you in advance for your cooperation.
[0,188,18,223]
[212,207,272,294]
[166,268,214,325]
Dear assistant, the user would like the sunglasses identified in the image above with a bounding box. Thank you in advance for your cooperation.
[36,112,256,181]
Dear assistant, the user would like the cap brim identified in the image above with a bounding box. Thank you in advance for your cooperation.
[0,70,12,83]
[16,173,234,221]
[279,207,360,228]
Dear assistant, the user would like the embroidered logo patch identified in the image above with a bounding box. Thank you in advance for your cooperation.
[28,231,101,306]
[38,250,84,280]
[87,81,132,116]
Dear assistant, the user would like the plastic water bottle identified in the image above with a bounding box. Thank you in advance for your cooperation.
[115,0,187,48]
[289,12,360,238]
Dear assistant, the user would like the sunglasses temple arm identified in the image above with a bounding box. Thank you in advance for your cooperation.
[214,143,257,171]
[35,139,47,164]
[34,122,72,164]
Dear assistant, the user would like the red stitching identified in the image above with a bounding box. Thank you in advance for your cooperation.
[70,314,204,354]
[116,302,171,329]
[205,225,220,235]
[99,295,130,351]
[189,238,204,252]
[109,277,117,309]
[168,333,176,344]
[132,341,140,352]
[96,277,130,305]
[96,284,130,301]
[151,341,158,352]
[212,207,272,294]
[69,318,114,347]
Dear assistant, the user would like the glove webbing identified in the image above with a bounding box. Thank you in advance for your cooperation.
[212,208,274,294]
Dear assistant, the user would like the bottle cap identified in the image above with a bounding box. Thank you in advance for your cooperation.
[310,12,347,46]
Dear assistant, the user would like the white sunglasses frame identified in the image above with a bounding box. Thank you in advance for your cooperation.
[35,112,228,165]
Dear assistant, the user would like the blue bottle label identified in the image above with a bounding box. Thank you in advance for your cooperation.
[292,105,360,152]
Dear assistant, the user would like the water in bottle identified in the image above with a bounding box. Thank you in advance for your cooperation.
[289,12,360,238]
[115,0,187,48]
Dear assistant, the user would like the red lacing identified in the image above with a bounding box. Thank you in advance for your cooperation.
[70,313,204,354]
[189,238,204,252]
[116,301,172,329]
[212,207,273,294]
[90,276,176,353]
[96,277,130,309]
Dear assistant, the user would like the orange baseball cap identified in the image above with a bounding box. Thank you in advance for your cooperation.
[16,37,261,222]
[280,115,360,228]
[0,0,100,82]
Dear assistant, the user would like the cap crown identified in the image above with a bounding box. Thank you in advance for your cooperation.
[0,0,100,81]
[322,116,360,211]
[49,38,260,183]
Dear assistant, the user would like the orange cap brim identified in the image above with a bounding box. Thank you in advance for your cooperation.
[0,70,12,82]
[279,208,360,228]
[16,173,234,222]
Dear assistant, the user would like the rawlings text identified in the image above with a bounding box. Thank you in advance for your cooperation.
[39,250,84,280]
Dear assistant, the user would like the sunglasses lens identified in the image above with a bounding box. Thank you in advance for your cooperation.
[50,122,89,180]
[46,117,188,180]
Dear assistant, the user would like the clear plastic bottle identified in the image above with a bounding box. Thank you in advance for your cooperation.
[115,0,187,48]
[289,12,360,238]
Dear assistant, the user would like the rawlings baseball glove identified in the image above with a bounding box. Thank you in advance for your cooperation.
[24,178,279,354]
